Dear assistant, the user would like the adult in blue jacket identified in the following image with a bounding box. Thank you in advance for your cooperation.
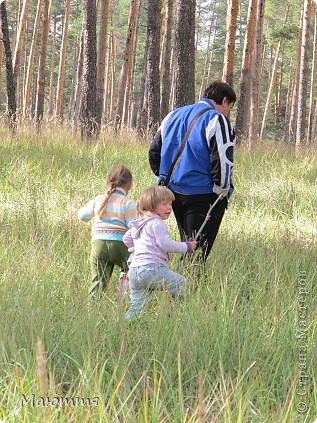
[149,81,236,261]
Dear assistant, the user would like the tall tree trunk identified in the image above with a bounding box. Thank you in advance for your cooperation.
[103,30,112,121]
[109,32,117,120]
[123,11,139,127]
[260,5,289,139]
[284,58,293,143]
[130,1,142,128]
[68,38,80,118]
[136,41,148,132]
[169,47,175,110]
[249,0,265,144]
[55,0,70,121]
[35,0,51,124]
[312,101,317,143]
[146,0,162,136]
[194,2,202,52]
[206,16,218,83]
[222,0,239,87]
[307,9,317,143]
[199,17,213,98]
[31,67,38,117]
[23,0,42,118]
[17,25,27,111]
[96,0,109,129]
[72,28,84,133]
[160,0,174,119]
[275,51,284,126]
[288,4,304,142]
[0,0,17,130]
[235,0,257,143]
[47,13,56,117]
[296,0,312,146]
[174,0,195,108]
[114,0,139,130]
[80,0,97,139]
[13,0,30,81]
[0,30,3,88]
[17,0,23,39]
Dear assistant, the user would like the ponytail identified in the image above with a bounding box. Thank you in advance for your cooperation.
[95,165,133,219]
[96,187,116,218]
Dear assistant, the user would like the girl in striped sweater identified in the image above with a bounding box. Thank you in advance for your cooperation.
[78,165,137,296]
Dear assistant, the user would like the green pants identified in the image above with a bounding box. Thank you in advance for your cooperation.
[90,239,129,295]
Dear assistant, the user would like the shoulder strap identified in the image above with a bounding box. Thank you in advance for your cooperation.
[163,107,212,186]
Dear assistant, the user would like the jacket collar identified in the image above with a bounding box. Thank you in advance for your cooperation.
[198,98,215,108]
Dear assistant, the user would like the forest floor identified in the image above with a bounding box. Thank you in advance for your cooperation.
[0,128,316,422]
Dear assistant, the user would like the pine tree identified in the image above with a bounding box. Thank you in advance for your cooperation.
[80,0,98,139]
[174,0,195,108]
[0,0,16,129]
[146,0,161,135]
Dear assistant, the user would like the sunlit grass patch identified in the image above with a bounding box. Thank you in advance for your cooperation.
[0,131,316,421]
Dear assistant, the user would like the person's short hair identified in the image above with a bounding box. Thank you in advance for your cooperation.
[203,80,236,105]
[137,185,175,217]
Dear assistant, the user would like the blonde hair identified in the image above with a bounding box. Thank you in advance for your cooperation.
[137,185,175,217]
[96,165,132,218]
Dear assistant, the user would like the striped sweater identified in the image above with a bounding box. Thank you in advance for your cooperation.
[78,188,137,241]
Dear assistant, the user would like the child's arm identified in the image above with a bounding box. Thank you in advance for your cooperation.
[153,221,194,254]
[78,198,95,222]
[123,229,134,249]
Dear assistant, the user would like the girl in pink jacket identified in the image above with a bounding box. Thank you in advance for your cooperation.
[123,185,196,319]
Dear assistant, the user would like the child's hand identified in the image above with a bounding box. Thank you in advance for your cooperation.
[186,240,197,253]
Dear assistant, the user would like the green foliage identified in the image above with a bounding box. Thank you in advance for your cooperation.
[0,129,316,421]
[270,23,299,42]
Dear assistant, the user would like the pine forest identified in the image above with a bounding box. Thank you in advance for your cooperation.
[0,0,316,144]
[0,1,316,422]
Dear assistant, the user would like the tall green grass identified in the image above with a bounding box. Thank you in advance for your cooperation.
[0,128,316,422]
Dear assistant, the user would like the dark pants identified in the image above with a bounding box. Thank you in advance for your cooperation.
[90,239,129,294]
[171,191,227,261]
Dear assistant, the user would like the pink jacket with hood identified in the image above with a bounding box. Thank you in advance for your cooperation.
[123,215,193,267]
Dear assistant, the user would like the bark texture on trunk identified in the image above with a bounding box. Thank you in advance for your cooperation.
[222,0,239,87]
[114,0,139,130]
[174,0,195,108]
[296,0,312,146]
[35,0,51,123]
[160,0,174,119]
[249,0,265,144]
[80,0,98,139]
[55,0,70,120]
[47,13,56,117]
[0,1,17,129]
[72,28,84,132]
[13,0,30,81]
[96,0,109,128]
[235,0,257,142]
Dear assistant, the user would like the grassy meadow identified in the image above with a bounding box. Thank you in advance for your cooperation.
[0,127,316,422]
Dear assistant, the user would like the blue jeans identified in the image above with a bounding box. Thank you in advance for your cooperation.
[125,263,187,320]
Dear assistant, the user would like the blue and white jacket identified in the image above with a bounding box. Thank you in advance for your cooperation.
[149,98,236,198]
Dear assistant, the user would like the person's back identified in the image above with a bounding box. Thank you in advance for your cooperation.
[149,80,236,261]
[157,99,235,195]
[85,189,136,241]
[125,215,190,267]
[78,165,136,295]
[123,186,196,319]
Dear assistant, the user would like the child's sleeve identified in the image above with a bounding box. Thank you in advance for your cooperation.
[123,229,134,249]
[153,221,188,254]
[78,198,96,222]
[124,201,137,228]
